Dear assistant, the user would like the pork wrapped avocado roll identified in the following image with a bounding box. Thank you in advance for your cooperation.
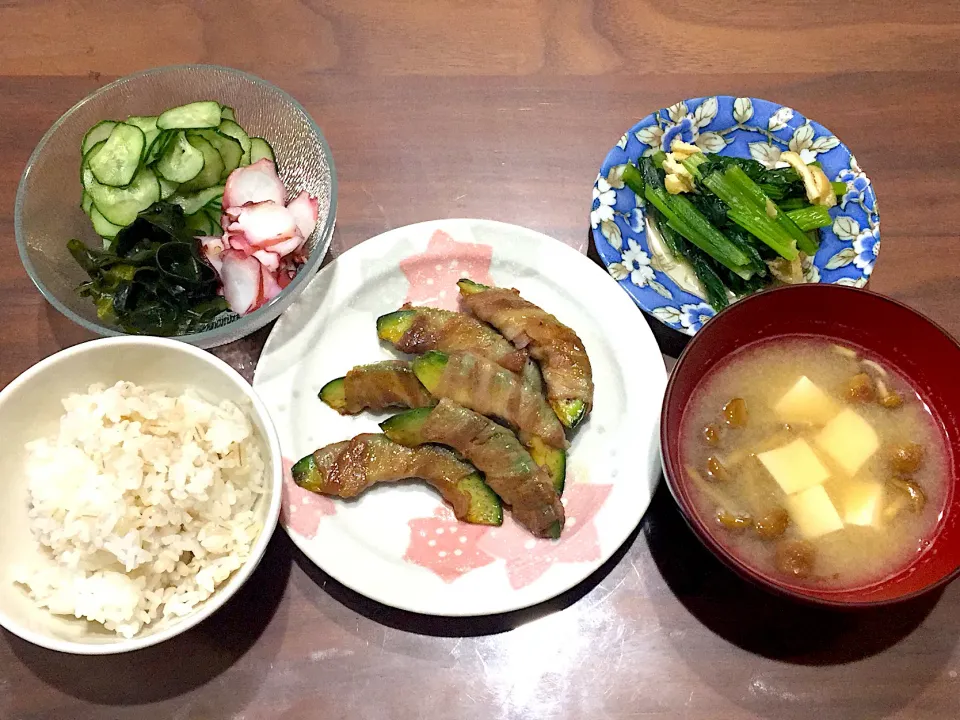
[457,279,594,429]
[413,350,567,492]
[381,399,565,538]
[412,351,567,450]
[319,360,435,415]
[376,305,528,373]
[292,433,502,526]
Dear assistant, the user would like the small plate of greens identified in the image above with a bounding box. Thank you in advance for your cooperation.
[591,96,880,336]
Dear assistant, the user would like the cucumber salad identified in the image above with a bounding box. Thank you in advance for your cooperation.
[71,100,319,335]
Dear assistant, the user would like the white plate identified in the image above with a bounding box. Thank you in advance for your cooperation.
[253,219,666,615]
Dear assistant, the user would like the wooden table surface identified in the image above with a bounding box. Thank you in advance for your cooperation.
[2,2,959,718]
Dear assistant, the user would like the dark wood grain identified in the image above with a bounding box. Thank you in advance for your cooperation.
[1,1,958,718]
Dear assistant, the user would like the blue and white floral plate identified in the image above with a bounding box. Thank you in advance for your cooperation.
[591,96,880,335]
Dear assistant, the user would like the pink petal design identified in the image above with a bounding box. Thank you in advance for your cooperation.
[399,229,495,310]
[281,457,336,539]
[476,481,613,590]
[404,507,496,583]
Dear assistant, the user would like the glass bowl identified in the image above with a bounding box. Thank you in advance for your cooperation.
[15,64,337,348]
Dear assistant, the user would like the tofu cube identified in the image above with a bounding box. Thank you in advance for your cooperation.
[815,408,879,476]
[774,376,839,426]
[785,485,845,539]
[833,476,885,527]
[757,438,832,495]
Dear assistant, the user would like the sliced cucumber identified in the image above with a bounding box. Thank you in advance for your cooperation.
[81,121,117,156]
[80,163,96,192]
[78,103,270,241]
[189,129,242,180]
[125,116,158,134]
[217,139,243,179]
[143,130,173,166]
[88,123,145,187]
[158,176,178,200]
[169,185,224,216]
[155,131,204,183]
[186,210,215,236]
[81,140,106,183]
[203,206,223,234]
[90,206,125,238]
[142,130,160,158]
[126,116,159,157]
[178,135,224,192]
[249,137,275,163]
[218,120,251,165]
[157,101,222,130]
[84,165,160,226]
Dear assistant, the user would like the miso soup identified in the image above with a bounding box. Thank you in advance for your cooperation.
[680,336,948,588]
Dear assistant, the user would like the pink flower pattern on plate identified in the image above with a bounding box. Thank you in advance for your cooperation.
[281,456,336,540]
[404,507,497,582]
[399,229,494,310]
[403,474,613,589]
[476,481,613,590]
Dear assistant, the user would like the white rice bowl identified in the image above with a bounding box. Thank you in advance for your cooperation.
[14,381,266,639]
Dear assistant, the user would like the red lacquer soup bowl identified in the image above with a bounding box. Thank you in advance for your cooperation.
[660,284,960,607]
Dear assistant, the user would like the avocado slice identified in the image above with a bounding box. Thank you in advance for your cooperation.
[457,473,504,526]
[291,454,323,492]
[527,436,566,494]
[379,407,433,447]
[456,278,488,296]
[410,350,448,390]
[552,398,586,430]
[458,278,588,430]
[318,377,347,412]
[376,309,416,344]
[382,402,565,538]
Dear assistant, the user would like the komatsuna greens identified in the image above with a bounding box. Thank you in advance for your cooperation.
[621,144,840,311]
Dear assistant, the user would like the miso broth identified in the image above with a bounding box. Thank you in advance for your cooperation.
[680,336,948,588]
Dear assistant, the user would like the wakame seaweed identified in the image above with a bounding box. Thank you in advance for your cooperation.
[68,203,227,336]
